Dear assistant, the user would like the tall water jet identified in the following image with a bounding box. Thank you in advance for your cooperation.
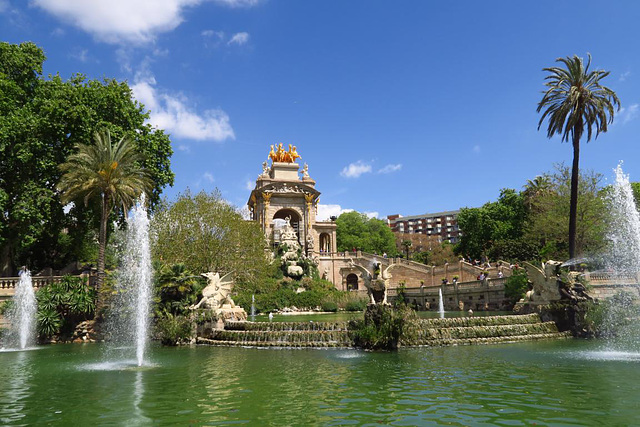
[110,195,153,367]
[6,270,37,349]
[438,288,445,319]
[599,163,640,351]
[606,163,640,274]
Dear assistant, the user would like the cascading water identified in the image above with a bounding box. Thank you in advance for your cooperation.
[6,270,37,349]
[108,195,152,367]
[606,163,640,274]
[438,288,445,319]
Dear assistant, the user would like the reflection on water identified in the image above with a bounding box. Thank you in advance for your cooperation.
[1,340,640,425]
[0,351,33,425]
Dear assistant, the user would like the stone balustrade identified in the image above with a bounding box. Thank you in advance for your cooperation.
[0,275,92,300]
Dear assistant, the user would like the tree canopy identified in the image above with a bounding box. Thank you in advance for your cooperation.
[455,165,608,263]
[335,211,396,255]
[0,42,173,274]
[151,190,269,285]
[455,189,529,261]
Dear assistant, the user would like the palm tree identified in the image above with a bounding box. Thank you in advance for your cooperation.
[537,54,619,260]
[58,130,152,296]
[522,174,553,211]
[402,239,412,260]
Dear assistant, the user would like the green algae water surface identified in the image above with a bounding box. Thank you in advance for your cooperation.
[1,340,639,425]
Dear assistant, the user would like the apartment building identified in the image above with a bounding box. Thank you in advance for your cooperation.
[387,210,461,243]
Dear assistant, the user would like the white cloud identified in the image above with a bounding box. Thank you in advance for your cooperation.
[619,104,639,124]
[0,0,8,12]
[202,29,225,48]
[131,74,235,141]
[340,161,372,178]
[316,204,379,221]
[619,71,631,82]
[317,204,352,221]
[378,163,402,174]
[245,180,254,191]
[32,0,259,44]
[176,144,190,152]
[203,172,215,183]
[473,145,481,154]
[69,48,89,63]
[228,32,249,46]
[213,0,260,7]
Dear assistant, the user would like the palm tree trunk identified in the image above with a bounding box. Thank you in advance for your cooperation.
[96,193,110,316]
[568,135,580,261]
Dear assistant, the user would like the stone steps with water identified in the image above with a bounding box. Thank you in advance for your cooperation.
[196,313,570,348]
[197,321,351,347]
[401,313,571,347]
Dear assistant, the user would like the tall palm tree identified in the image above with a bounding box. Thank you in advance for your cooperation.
[58,130,153,295]
[537,54,619,260]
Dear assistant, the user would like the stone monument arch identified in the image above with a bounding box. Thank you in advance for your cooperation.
[248,144,337,261]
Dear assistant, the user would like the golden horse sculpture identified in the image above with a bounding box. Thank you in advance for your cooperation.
[269,143,301,163]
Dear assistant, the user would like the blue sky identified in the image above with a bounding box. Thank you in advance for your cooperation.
[3,1,640,220]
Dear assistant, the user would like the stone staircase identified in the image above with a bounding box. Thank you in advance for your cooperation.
[400,313,571,347]
[197,321,351,348]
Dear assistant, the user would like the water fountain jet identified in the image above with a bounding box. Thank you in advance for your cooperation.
[107,195,152,367]
[4,270,37,350]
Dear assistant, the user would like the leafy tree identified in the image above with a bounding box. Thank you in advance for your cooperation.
[336,211,396,255]
[151,190,269,285]
[0,42,173,275]
[456,189,528,260]
[58,130,153,294]
[526,165,606,260]
[537,54,619,259]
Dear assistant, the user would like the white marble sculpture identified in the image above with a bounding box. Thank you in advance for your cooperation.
[191,272,247,322]
[348,259,396,305]
[521,260,563,304]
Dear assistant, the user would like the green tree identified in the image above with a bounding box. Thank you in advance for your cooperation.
[151,190,269,285]
[522,174,552,211]
[526,165,606,260]
[456,189,528,260]
[0,42,173,275]
[336,211,396,255]
[58,130,153,293]
[537,54,619,259]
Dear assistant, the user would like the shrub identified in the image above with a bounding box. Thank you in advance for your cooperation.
[344,299,367,312]
[155,313,193,346]
[349,304,416,350]
[0,300,13,315]
[36,276,96,339]
[504,268,529,303]
[321,301,338,312]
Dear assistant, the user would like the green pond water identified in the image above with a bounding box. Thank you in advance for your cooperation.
[1,339,639,426]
